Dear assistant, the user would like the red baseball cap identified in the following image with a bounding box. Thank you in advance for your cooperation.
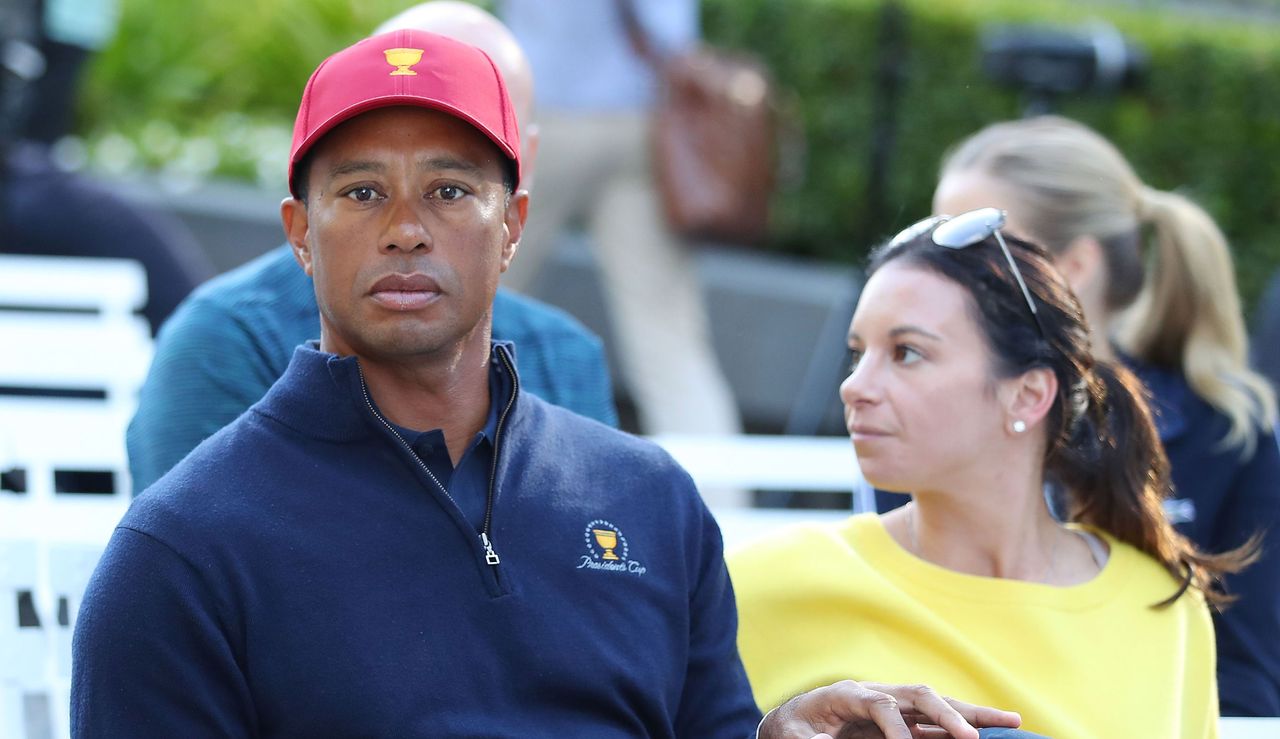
[288,28,521,197]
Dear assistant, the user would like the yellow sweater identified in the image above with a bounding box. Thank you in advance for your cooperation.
[728,513,1218,739]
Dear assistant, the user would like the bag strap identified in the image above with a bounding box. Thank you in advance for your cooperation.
[614,0,662,68]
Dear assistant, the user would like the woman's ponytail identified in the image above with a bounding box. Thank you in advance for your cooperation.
[1050,360,1259,608]
[1118,187,1276,454]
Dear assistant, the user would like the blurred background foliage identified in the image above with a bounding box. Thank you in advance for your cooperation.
[703,0,1280,307]
[79,0,1280,308]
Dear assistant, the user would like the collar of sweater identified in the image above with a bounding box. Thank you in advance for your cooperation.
[252,340,522,444]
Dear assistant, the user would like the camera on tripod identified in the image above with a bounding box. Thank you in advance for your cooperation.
[981,22,1146,115]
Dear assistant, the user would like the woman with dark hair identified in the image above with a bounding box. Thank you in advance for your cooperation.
[730,208,1253,738]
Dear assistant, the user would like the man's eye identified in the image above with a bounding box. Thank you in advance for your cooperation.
[435,184,466,201]
[346,187,380,202]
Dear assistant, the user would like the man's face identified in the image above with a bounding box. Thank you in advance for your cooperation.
[283,106,526,363]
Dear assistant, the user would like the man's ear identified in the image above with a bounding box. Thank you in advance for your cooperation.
[500,190,530,273]
[1004,366,1058,435]
[281,197,314,276]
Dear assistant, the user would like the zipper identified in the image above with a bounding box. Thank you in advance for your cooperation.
[355,355,516,569]
[484,345,520,562]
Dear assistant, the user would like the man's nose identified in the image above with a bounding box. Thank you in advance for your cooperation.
[383,198,431,252]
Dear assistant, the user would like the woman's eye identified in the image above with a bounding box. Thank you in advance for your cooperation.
[847,348,863,372]
[346,187,380,202]
[894,345,922,364]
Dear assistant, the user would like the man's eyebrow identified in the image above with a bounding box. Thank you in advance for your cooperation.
[847,325,944,343]
[326,160,385,180]
[324,156,490,183]
[418,156,485,175]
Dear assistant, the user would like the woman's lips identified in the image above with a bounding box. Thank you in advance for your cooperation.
[849,424,891,442]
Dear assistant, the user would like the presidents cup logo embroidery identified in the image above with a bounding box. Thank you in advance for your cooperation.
[383,47,424,76]
[579,519,646,575]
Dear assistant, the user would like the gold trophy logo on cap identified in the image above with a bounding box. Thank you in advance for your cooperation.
[592,528,620,560]
[384,48,424,76]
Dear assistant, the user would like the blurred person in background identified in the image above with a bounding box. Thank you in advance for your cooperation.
[924,116,1280,716]
[125,0,618,493]
[0,0,214,332]
[496,0,743,443]
[732,208,1250,737]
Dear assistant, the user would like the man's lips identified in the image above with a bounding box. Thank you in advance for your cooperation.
[368,273,441,311]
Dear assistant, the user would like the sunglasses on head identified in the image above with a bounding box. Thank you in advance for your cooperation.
[889,207,1046,338]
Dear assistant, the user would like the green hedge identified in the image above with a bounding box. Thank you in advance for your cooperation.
[78,0,416,184]
[81,0,1280,306]
[702,0,1280,308]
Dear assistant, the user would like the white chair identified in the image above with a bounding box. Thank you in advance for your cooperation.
[650,433,860,549]
[0,254,148,739]
[1222,717,1280,738]
[0,254,146,321]
[652,433,860,495]
[0,540,47,739]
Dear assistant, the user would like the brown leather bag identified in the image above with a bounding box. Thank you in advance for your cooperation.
[619,3,777,245]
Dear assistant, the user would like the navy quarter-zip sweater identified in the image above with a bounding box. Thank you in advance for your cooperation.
[72,343,761,738]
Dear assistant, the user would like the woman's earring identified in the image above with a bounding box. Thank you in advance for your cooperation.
[1012,420,1027,434]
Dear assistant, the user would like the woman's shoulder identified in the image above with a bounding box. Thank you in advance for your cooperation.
[726,514,879,585]
[1087,528,1212,617]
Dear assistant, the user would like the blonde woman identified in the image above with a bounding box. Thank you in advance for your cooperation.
[918,116,1278,716]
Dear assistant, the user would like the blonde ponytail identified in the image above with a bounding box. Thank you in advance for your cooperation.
[1117,187,1276,453]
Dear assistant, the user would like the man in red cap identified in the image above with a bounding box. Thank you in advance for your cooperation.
[124,1,619,496]
[71,29,1022,739]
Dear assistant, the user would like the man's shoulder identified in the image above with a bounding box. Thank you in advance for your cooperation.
[518,394,685,473]
[127,411,284,530]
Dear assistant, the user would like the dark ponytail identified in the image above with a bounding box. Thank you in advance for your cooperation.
[872,227,1258,608]
[1050,361,1258,608]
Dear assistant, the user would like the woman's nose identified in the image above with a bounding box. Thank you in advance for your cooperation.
[839,356,881,408]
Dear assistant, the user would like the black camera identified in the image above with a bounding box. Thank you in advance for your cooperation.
[982,22,1146,114]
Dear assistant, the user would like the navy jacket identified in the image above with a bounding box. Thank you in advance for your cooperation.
[1131,360,1280,717]
[73,344,760,737]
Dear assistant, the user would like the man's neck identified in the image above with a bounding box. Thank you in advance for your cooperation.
[342,340,493,465]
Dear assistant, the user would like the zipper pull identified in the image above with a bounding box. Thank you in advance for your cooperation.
[480,532,500,566]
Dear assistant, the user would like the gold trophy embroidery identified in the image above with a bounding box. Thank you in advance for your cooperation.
[384,48,424,76]
[592,528,620,561]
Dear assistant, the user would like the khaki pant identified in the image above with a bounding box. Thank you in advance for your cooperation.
[505,110,743,450]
